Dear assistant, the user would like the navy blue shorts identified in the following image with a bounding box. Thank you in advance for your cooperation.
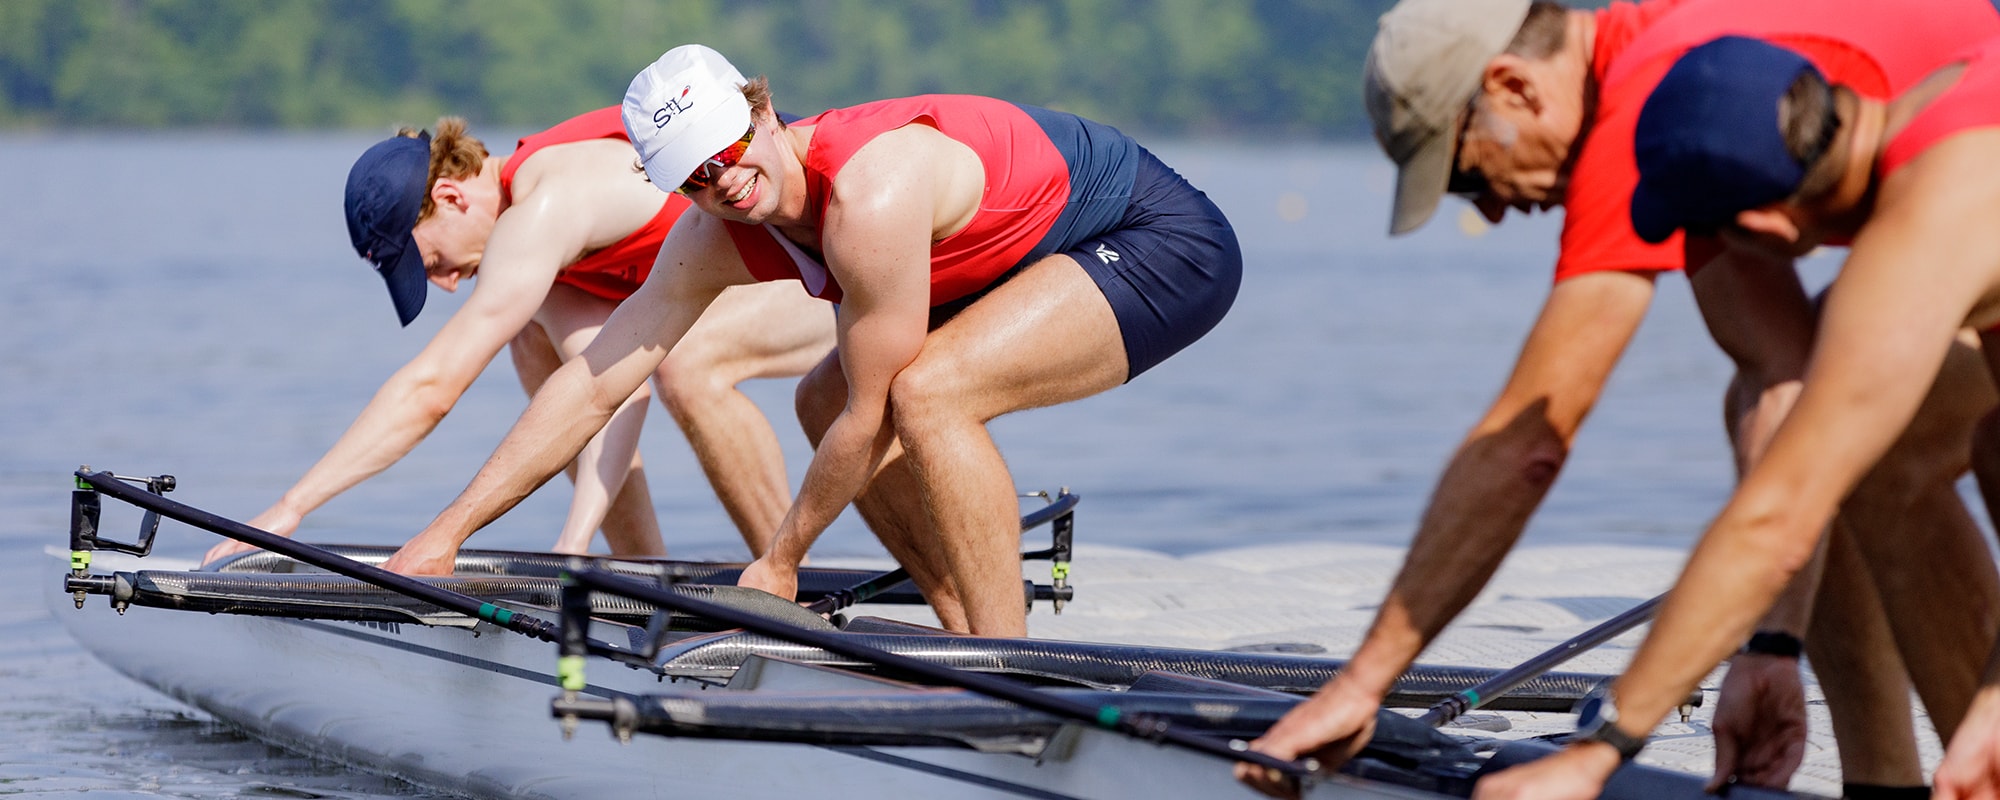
[1065,146,1241,380]
[927,147,1240,380]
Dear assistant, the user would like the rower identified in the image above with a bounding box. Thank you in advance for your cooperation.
[382,44,1243,637]
[1244,0,2000,797]
[211,106,833,566]
[1486,34,2000,799]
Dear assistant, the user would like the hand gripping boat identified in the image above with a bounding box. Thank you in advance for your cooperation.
[53,469,1820,800]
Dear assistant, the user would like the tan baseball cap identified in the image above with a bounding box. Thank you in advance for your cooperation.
[1365,0,1532,234]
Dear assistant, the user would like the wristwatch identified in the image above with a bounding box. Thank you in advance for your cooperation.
[1741,630,1804,658]
[1572,685,1647,761]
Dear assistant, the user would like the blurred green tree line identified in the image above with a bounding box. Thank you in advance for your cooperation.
[0,0,1395,138]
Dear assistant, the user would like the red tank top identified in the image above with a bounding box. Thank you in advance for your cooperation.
[501,107,691,300]
[1556,0,2000,282]
[1881,42,2000,178]
[724,96,1083,305]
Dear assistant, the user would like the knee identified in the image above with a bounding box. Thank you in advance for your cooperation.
[794,355,846,442]
[886,359,975,437]
[653,351,729,420]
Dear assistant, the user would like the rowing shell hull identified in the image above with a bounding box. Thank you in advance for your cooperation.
[47,553,1437,800]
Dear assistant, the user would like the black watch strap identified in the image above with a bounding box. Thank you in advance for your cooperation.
[1578,719,1648,761]
[1573,687,1647,761]
[1742,631,1804,658]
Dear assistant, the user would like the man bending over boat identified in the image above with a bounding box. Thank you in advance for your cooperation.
[1244,0,2000,797]
[1481,35,2000,800]
[379,44,1241,636]
[207,107,833,565]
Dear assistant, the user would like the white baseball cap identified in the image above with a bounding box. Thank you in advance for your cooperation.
[622,44,752,190]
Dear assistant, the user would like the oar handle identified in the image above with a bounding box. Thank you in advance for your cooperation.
[75,469,561,642]
[567,567,1314,779]
[1417,594,1664,727]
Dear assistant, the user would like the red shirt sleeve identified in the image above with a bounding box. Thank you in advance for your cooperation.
[1554,55,1684,283]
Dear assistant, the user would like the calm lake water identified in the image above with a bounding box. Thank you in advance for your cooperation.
[0,131,1810,796]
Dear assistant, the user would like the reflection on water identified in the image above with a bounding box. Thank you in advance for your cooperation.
[0,133,1754,796]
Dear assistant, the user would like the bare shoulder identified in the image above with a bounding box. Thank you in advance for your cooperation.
[1881,128,2000,209]
[503,138,668,248]
[507,139,660,209]
[833,124,982,235]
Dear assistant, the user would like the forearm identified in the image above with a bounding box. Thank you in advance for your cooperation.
[422,359,629,546]
[277,371,460,517]
[1729,377,1821,637]
[1617,498,1826,734]
[765,407,891,566]
[1347,427,1566,697]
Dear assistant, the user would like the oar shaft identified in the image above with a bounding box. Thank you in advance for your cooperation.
[569,567,1311,778]
[1416,594,1663,727]
[76,470,560,642]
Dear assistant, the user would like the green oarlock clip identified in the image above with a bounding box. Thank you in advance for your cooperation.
[74,476,90,490]
[557,655,586,691]
[1051,562,1070,581]
[70,551,91,571]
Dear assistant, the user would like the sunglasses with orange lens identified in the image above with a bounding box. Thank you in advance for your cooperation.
[677,124,756,195]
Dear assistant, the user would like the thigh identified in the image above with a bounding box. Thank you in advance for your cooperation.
[533,283,623,360]
[670,281,836,380]
[507,320,565,395]
[907,252,1129,422]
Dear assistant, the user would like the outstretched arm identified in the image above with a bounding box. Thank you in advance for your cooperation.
[211,201,580,562]
[1479,132,2000,800]
[384,211,752,574]
[1687,241,1830,790]
[1243,268,1656,794]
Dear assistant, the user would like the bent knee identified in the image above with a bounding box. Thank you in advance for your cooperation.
[794,354,846,440]
[651,354,729,419]
[886,360,982,431]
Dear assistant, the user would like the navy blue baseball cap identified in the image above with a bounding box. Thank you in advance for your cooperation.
[1630,36,1820,244]
[343,131,432,326]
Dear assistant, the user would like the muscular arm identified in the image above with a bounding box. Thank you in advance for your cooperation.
[1342,269,1658,698]
[1245,269,1659,786]
[391,211,752,569]
[1689,244,1825,635]
[757,136,935,572]
[245,193,590,537]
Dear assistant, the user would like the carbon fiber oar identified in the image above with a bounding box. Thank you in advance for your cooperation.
[1415,594,1664,727]
[75,469,563,642]
[565,566,1316,778]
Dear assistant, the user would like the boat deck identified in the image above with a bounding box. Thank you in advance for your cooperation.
[826,540,1930,798]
